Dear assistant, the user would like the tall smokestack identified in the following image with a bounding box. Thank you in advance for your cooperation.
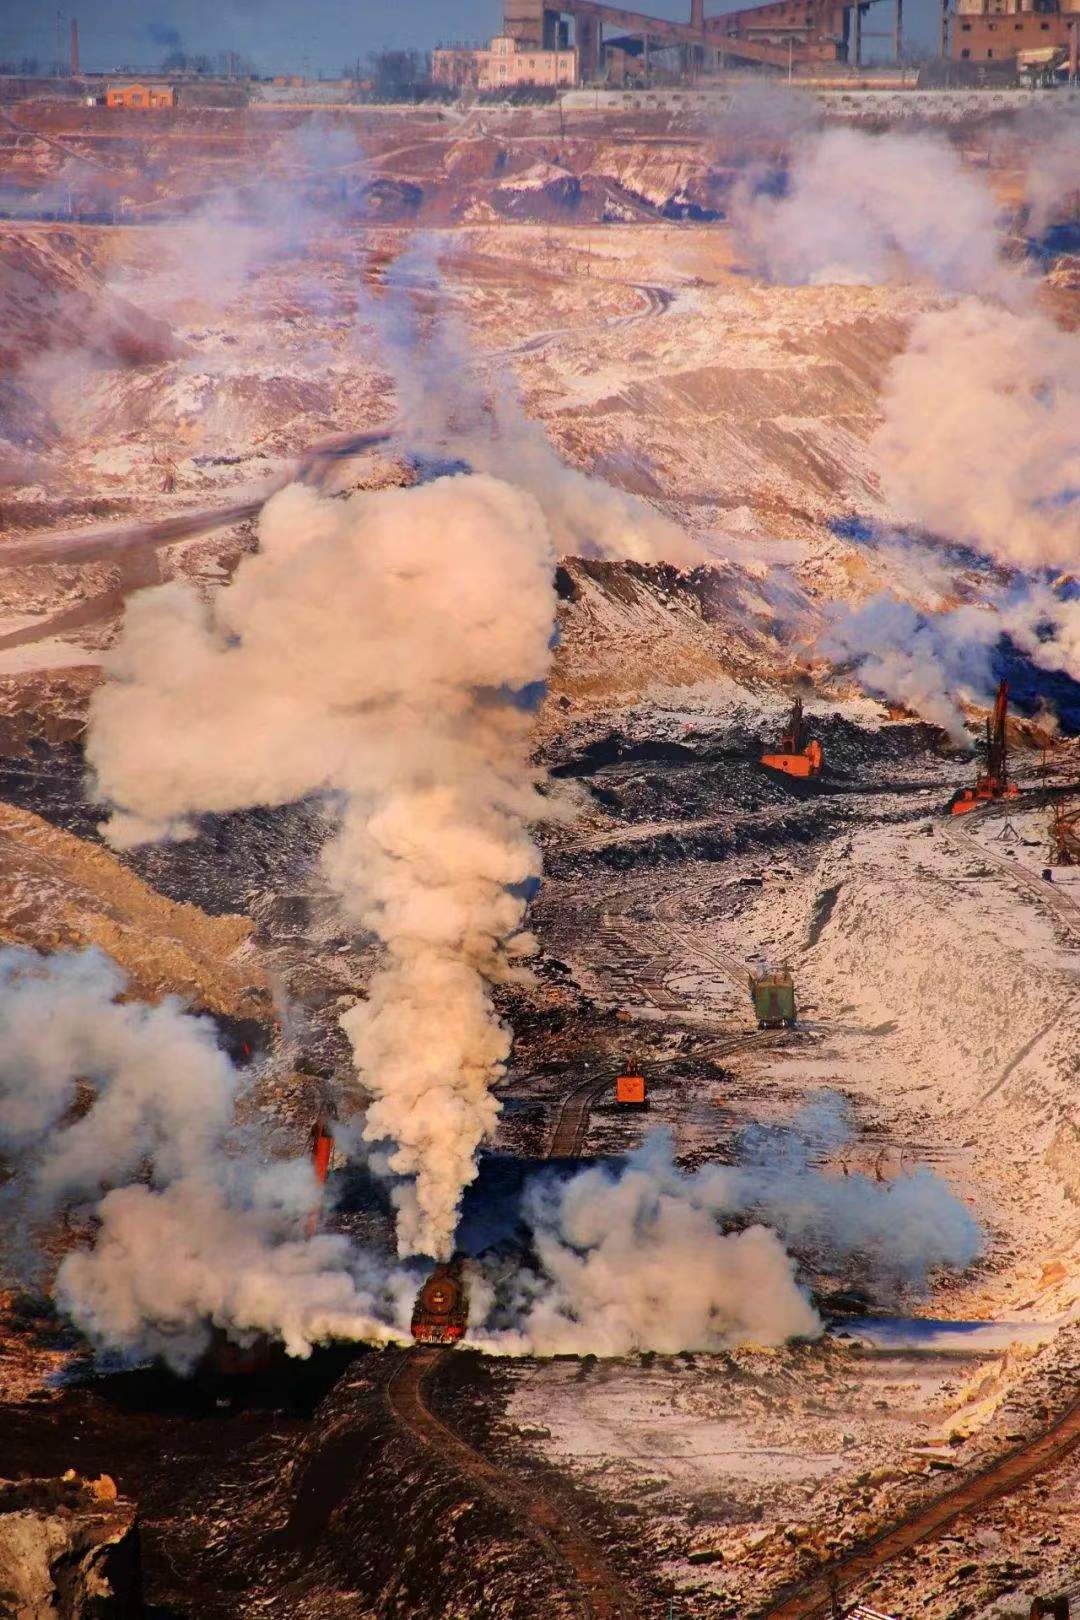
[691,0,705,27]
[70,17,80,77]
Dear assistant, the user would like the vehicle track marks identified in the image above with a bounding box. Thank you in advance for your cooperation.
[387,1349,640,1620]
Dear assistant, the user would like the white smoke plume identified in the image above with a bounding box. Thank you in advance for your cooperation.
[822,594,997,742]
[875,300,1080,569]
[1020,110,1080,238]
[823,581,1080,735]
[471,1137,820,1356]
[88,471,557,1260]
[732,126,1014,294]
[0,946,411,1370]
[0,953,980,1366]
[470,1106,981,1355]
[85,204,701,1262]
[375,235,703,568]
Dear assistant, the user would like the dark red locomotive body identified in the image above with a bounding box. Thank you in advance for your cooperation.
[410,1258,469,1345]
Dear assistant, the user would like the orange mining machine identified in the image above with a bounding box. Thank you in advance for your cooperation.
[615,1070,647,1107]
[411,1258,469,1346]
[304,1104,337,1239]
[949,679,1020,817]
[760,696,823,781]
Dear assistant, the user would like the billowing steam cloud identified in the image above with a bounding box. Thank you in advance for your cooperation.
[0,947,411,1370]
[470,1102,981,1355]
[87,216,700,1261]
[732,126,1013,294]
[1,951,980,1364]
[825,581,1080,737]
[89,473,556,1260]
[1021,111,1080,238]
[727,99,1079,722]
[823,594,995,742]
[474,1140,821,1357]
[875,301,1080,569]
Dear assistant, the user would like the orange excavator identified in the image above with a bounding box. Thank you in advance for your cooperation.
[950,678,1020,817]
[305,1105,337,1238]
[760,696,823,780]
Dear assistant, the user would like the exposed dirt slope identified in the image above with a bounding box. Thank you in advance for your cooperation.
[0,800,268,1017]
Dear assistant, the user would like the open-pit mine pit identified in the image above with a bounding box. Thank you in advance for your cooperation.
[1,84,1079,1620]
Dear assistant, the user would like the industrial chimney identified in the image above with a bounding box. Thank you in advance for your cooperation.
[691,0,705,25]
[70,16,80,76]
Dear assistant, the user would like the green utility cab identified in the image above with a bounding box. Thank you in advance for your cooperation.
[749,968,796,1029]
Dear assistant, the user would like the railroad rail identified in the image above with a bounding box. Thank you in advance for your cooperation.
[762,1390,1080,1620]
[547,1071,617,1156]
[386,1349,640,1619]
[947,807,1080,936]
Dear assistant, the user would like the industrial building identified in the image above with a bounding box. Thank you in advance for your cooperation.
[433,34,579,89]
[104,82,176,109]
[951,0,1079,69]
[500,0,900,78]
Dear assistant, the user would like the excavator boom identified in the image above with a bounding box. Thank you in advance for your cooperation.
[949,678,1019,815]
[761,695,823,780]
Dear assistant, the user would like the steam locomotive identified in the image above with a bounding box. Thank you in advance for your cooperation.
[410,1258,469,1345]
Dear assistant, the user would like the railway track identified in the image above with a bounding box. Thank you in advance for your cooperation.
[947,808,1080,934]
[547,1071,617,1156]
[762,1390,1080,1620]
[386,1349,639,1620]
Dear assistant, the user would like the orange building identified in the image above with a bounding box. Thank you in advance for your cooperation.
[952,0,1080,63]
[105,82,176,109]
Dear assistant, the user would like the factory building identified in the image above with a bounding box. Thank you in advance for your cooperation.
[432,34,578,89]
[104,82,176,109]
[951,0,1080,66]
[497,0,898,80]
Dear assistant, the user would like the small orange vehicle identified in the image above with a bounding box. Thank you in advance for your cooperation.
[760,696,823,780]
[615,1072,647,1107]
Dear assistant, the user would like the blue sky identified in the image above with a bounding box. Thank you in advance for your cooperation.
[0,0,924,76]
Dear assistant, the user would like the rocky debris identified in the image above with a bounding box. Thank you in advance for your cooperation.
[0,675,97,757]
[0,1473,141,1618]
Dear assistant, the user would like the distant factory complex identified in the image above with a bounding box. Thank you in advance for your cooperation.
[433,0,1080,81]
[5,0,1078,108]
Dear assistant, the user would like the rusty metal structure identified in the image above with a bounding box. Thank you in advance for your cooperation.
[1049,800,1080,865]
[504,0,893,78]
